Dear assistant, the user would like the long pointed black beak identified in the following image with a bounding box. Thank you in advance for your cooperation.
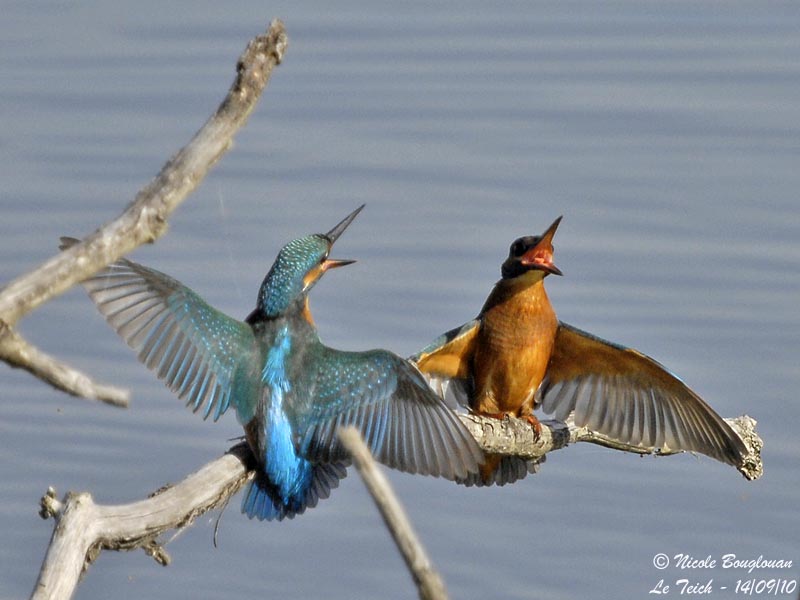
[540,215,563,243]
[325,204,365,245]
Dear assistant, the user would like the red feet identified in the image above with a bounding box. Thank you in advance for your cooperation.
[522,414,542,440]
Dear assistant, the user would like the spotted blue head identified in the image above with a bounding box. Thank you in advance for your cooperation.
[257,205,364,318]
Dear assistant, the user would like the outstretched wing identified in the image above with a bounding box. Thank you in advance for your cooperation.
[538,322,747,467]
[65,239,259,422]
[412,319,480,379]
[410,320,480,409]
[294,348,483,481]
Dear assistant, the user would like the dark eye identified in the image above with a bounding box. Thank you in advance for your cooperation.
[511,240,525,256]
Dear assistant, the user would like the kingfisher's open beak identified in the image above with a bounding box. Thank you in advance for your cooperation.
[318,205,364,273]
[521,216,563,276]
[322,258,356,271]
[325,204,365,245]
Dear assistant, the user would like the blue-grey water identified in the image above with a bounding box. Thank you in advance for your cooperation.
[2,3,798,599]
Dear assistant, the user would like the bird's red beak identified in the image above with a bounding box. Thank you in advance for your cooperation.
[521,216,563,276]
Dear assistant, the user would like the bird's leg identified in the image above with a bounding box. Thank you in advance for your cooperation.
[522,414,542,440]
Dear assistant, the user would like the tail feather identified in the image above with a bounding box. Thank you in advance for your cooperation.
[241,462,348,521]
[457,453,543,487]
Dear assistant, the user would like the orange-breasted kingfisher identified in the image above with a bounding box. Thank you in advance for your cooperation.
[412,216,746,486]
[65,206,481,520]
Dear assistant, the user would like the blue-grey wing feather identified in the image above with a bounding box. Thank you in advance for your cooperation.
[77,253,259,421]
[538,322,747,466]
[295,349,482,481]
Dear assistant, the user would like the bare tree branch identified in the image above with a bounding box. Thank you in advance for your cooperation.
[458,413,763,481]
[0,323,129,407]
[30,413,761,599]
[338,427,449,600]
[32,445,252,600]
[0,19,288,405]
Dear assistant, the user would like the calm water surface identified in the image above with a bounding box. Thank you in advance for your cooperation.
[1,3,798,599]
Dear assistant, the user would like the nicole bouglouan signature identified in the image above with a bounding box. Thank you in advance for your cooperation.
[649,552,796,596]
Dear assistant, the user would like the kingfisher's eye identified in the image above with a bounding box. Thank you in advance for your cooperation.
[511,240,525,256]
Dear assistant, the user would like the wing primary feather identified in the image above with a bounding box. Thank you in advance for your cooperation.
[155,323,184,379]
[164,338,192,384]
[595,377,624,436]
[424,404,448,477]
[191,367,213,413]
[633,389,647,446]
[112,297,160,337]
[602,376,620,440]
[619,385,635,443]
[595,377,615,435]
[413,401,433,475]
[674,400,699,450]
[103,290,156,319]
[545,381,574,421]
[185,362,210,410]
[360,403,375,451]
[644,389,659,448]
[216,386,232,421]
[123,303,165,348]
[425,405,448,477]
[660,392,680,451]
[402,399,417,473]
[637,389,652,447]
[403,401,420,473]
[372,401,389,456]
[137,313,171,364]
[176,346,202,397]
[582,375,602,430]
[442,408,470,480]
[683,399,709,453]
[149,322,180,374]
[567,377,590,425]
[200,375,220,419]
[618,382,636,442]
[390,400,403,471]
[653,391,668,449]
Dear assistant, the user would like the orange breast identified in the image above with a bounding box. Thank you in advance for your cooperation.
[472,278,557,416]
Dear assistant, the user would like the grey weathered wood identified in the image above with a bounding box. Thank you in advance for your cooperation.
[458,413,763,481]
[32,445,251,600]
[0,19,288,406]
[31,413,761,600]
[338,427,449,600]
[0,324,129,407]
